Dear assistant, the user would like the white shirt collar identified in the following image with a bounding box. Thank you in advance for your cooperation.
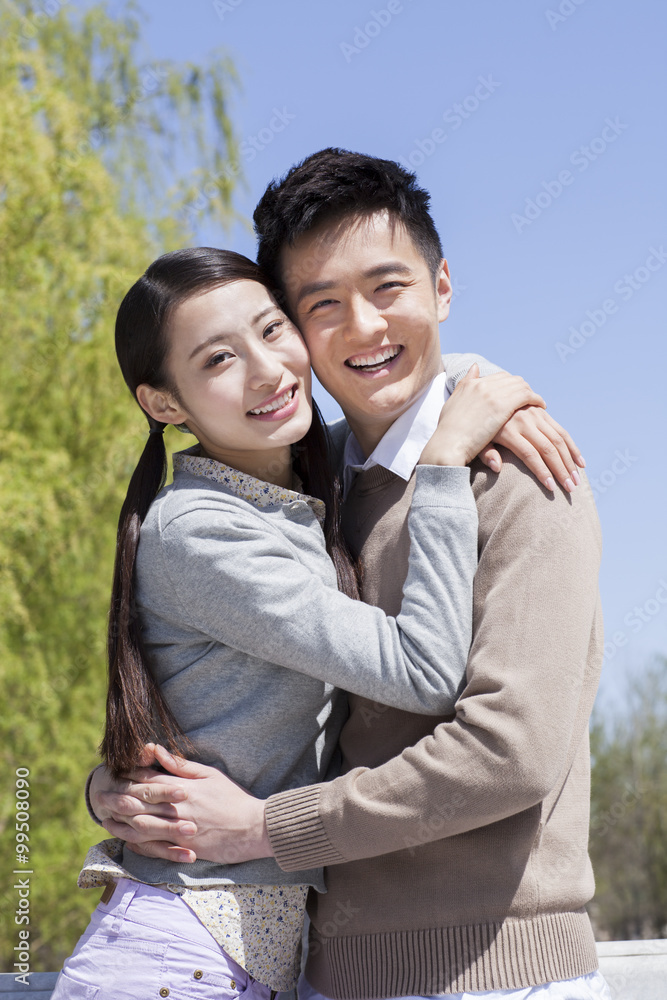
[342,371,450,497]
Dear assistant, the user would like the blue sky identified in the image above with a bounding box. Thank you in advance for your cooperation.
[91,0,666,711]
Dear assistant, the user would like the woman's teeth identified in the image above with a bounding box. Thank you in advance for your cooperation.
[347,346,401,370]
[249,387,294,415]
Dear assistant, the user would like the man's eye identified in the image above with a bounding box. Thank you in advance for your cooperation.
[377,281,405,291]
[309,299,336,313]
[205,351,234,368]
[263,320,284,338]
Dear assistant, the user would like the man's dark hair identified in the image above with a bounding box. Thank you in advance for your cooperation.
[254,148,444,294]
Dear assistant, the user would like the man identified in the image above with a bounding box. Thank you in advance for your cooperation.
[93,149,606,999]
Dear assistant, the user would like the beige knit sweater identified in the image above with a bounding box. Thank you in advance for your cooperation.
[265,450,604,998]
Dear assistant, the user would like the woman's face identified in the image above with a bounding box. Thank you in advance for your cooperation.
[157,279,313,475]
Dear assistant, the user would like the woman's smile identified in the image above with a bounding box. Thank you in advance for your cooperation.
[248,383,299,419]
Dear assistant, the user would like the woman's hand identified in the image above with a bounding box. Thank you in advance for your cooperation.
[91,745,272,866]
[477,406,585,493]
[419,365,545,469]
[419,366,585,493]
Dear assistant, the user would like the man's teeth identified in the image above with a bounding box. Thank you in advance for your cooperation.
[249,388,294,415]
[347,347,401,369]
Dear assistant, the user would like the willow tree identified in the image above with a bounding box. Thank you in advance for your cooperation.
[0,0,241,970]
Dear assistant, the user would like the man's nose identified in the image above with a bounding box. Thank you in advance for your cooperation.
[343,294,388,343]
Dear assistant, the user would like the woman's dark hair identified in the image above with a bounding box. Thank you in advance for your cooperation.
[254,147,444,298]
[102,246,360,777]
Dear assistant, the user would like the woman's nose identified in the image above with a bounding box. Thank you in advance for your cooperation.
[246,344,285,389]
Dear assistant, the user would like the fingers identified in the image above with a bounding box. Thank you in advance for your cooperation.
[499,429,563,492]
[478,446,502,474]
[100,790,185,818]
[98,781,187,818]
[103,813,197,844]
[135,743,158,768]
[136,743,214,782]
[494,407,583,492]
[541,411,586,469]
[459,362,480,382]
[149,744,210,780]
[459,372,547,418]
[124,838,197,864]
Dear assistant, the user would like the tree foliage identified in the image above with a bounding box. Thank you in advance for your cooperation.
[589,659,667,940]
[0,0,241,971]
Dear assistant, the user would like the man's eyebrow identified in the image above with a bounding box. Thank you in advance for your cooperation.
[295,262,414,308]
[362,262,414,280]
[187,306,276,360]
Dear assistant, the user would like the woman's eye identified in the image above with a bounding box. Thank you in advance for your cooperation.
[205,350,234,368]
[263,319,284,338]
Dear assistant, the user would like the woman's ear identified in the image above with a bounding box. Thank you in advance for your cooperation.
[436,259,453,322]
[136,384,188,427]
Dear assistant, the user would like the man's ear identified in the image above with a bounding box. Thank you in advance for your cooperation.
[136,383,188,426]
[436,259,453,322]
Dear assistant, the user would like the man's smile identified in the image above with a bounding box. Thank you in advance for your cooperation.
[344,344,404,375]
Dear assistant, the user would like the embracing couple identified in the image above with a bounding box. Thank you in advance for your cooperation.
[53,149,609,1000]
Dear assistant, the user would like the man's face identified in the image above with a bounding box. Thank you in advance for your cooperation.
[280,211,452,454]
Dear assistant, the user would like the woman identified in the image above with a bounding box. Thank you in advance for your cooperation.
[54,246,563,999]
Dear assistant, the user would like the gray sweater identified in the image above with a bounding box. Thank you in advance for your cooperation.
[121,459,477,889]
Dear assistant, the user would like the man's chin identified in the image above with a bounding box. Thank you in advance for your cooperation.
[345,383,421,427]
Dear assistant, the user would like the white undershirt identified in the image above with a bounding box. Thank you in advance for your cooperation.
[342,370,450,497]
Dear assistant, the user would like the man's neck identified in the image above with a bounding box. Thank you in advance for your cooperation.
[345,415,396,460]
[344,369,445,459]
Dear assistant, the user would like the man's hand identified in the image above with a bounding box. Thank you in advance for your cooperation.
[478,406,585,492]
[91,745,273,866]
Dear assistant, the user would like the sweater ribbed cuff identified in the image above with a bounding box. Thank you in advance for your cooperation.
[412,463,474,509]
[265,784,346,872]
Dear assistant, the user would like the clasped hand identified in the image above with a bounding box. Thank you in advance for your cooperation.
[438,367,585,491]
[90,744,272,865]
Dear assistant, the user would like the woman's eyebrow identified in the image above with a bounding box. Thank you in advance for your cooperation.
[188,307,277,360]
[188,333,230,361]
[251,305,276,325]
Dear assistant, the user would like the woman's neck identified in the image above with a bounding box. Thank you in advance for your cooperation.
[198,443,294,488]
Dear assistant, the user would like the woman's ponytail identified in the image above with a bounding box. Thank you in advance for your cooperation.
[101,421,195,777]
